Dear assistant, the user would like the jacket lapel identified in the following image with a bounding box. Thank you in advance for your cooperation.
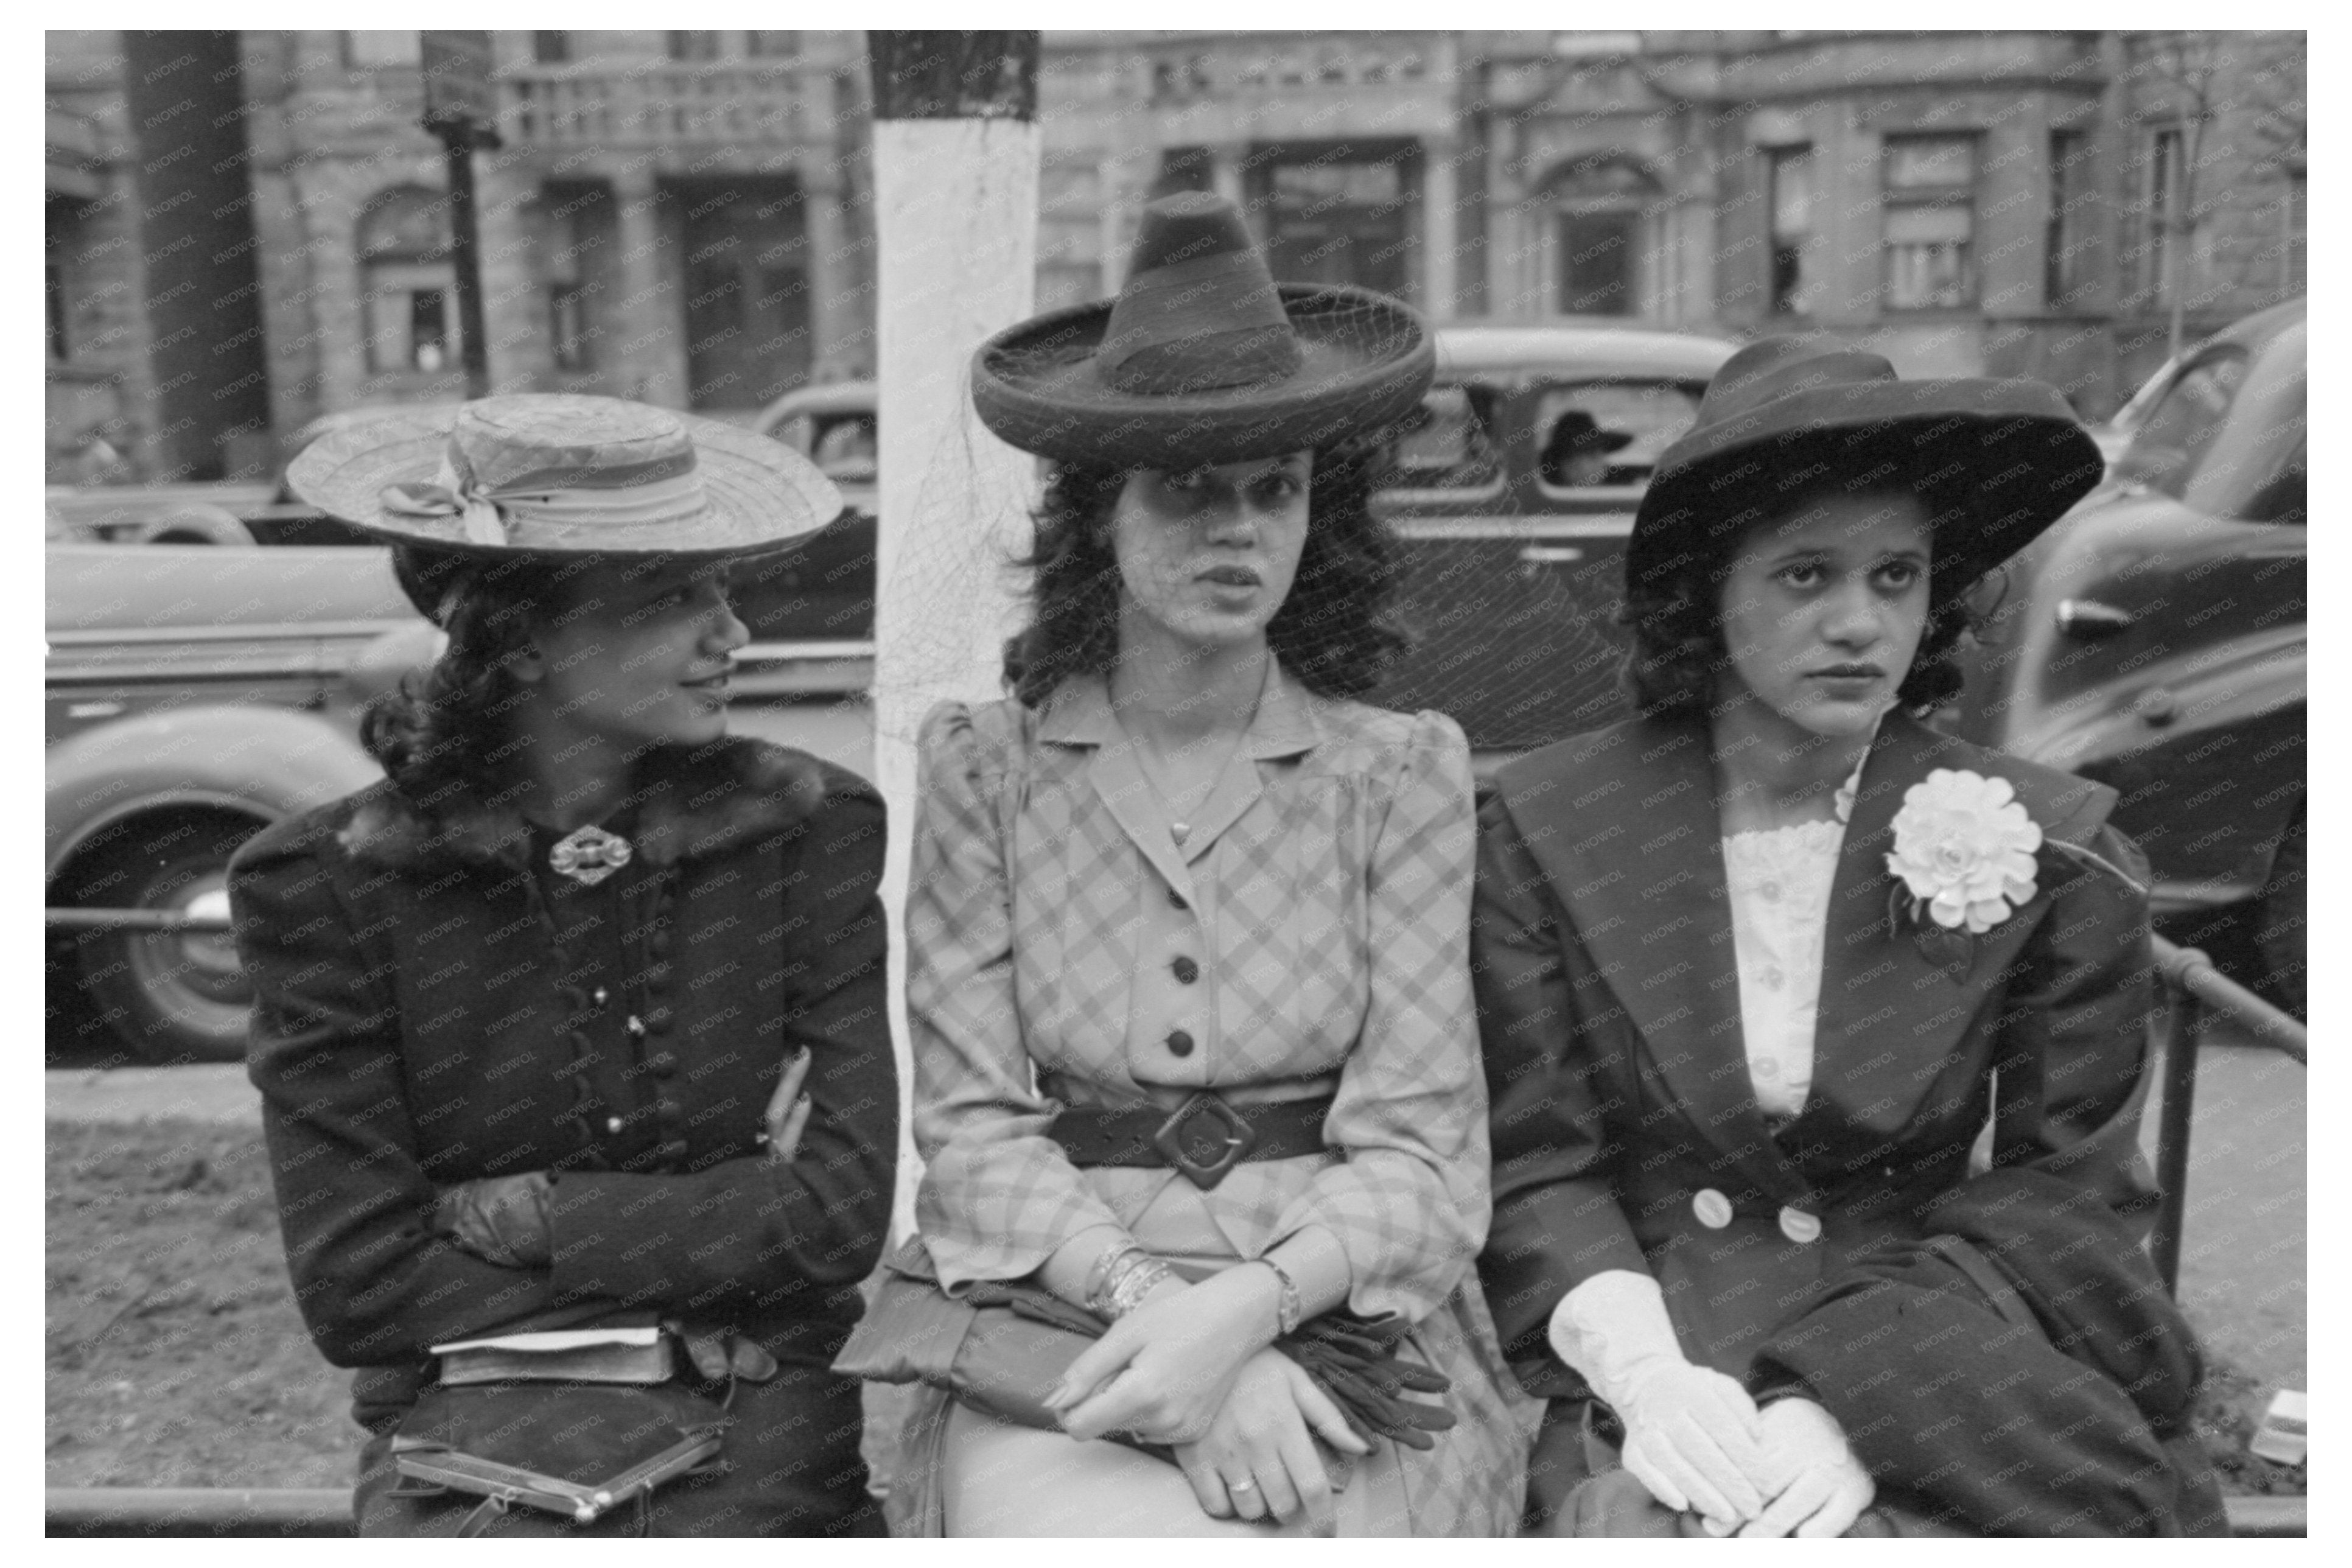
[1038,676,1197,905]
[1796,713,2040,1148]
[1178,661,1323,864]
[1502,716,1799,1200]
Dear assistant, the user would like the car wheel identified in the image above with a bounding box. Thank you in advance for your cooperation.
[2255,809,2305,1021]
[66,811,267,1064]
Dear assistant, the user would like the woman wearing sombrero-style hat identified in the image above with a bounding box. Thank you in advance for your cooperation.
[1474,341,2228,1536]
[229,397,898,1535]
[839,192,1533,1536]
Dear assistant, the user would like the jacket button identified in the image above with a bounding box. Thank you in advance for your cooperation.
[1692,1189,1734,1230]
[649,1051,678,1079]
[649,933,671,961]
[1169,887,1188,910]
[592,985,609,1008]
[626,1016,647,1038]
[1172,956,1199,984]
[1778,1206,1822,1244]
[660,1139,688,1162]
[606,1115,625,1135]
[1166,1029,1194,1058]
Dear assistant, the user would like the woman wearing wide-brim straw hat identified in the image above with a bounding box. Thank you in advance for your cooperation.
[231,394,899,1536]
[1474,340,2228,1537]
[850,192,1533,1538]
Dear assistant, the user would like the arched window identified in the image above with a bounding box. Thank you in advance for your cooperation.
[357,186,458,374]
[1536,155,1665,318]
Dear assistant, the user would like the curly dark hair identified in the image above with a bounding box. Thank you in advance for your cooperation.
[1001,435,1409,707]
[1620,480,1994,719]
[362,546,609,808]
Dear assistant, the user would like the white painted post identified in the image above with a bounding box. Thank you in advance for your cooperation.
[867,35,1042,1237]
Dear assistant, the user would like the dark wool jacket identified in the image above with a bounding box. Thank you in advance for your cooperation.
[230,738,898,1390]
[1474,711,2160,1398]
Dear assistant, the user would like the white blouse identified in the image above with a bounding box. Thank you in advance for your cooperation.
[1718,766,1861,1121]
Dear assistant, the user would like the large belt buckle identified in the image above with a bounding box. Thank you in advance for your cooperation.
[1153,1092,1257,1190]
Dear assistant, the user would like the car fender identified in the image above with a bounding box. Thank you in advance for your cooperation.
[46,704,382,880]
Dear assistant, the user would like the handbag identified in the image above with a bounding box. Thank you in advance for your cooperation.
[834,1239,1455,1458]
[382,1328,761,1538]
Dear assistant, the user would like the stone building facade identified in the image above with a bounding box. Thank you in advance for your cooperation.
[47,29,2304,482]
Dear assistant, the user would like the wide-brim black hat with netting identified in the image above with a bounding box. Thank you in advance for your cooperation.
[971,191,1434,468]
[1628,337,2104,601]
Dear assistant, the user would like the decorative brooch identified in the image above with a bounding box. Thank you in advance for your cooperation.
[548,823,633,886]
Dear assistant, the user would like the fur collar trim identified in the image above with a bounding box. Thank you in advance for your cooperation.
[336,737,828,874]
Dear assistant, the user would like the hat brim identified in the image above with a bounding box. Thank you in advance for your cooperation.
[1629,380,2102,597]
[971,284,1435,467]
[285,407,844,558]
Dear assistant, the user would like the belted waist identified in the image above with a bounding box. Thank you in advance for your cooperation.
[1049,1091,1334,1190]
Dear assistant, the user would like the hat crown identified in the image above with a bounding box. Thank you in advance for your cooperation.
[1096,192,1303,396]
[1693,338,1899,433]
[448,395,699,492]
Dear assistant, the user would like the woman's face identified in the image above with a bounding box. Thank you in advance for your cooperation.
[1716,490,1932,738]
[1107,451,1311,655]
[518,557,749,752]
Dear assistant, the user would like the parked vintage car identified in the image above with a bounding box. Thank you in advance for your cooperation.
[1949,298,2306,1013]
[45,542,427,1063]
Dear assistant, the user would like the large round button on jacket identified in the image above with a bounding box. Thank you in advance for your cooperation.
[1166,1029,1194,1057]
[1692,1188,1735,1230]
[1778,1206,1822,1244]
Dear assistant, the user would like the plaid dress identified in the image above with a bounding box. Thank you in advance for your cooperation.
[895,665,1535,1536]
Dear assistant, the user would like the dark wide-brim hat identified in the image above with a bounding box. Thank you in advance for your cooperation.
[971,191,1434,468]
[1628,338,2103,600]
[287,394,842,560]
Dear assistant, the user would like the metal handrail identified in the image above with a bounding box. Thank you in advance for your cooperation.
[47,909,233,934]
[45,1487,352,1537]
[2147,936,2306,1297]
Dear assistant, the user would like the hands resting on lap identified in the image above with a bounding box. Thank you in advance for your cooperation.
[1615,1374,1872,1539]
[1043,1266,1371,1536]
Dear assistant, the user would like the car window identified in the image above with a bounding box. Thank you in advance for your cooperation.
[810,413,877,482]
[1377,384,1503,493]
[1533,382,1706,492]
[2180,324,2305,524]
[2118,347,2247,502]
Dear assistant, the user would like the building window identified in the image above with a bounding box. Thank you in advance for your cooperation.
[357,186,459,374]
[745,31,799,58]
[1258,149,1413,300]
[550,284,591,371]
[2143,125,2183,305]
[1882,133,1978,310]
[344,31,422,70]
[1540,155,1662,318]
[2045,128,2093,310]
[1766,144,1814,315]
[531,31,571,66]
[667,31,721,63]
[46,194,81,362]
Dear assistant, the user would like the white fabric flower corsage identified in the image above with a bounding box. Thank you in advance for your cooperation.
[1886,769,2043,936]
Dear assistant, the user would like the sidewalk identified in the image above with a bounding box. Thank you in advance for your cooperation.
[45,1065,260,1125]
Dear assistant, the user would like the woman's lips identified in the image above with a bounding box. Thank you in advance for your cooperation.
[1197,565,1261,587]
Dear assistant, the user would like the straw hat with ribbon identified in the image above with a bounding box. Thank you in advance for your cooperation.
[1627,338,2102,601]
[971,191,1434,469]
[285,394,842,562]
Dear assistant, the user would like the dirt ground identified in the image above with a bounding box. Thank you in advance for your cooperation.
[48,1118,2300,1502]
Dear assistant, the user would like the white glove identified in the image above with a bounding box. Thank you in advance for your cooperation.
[1548,1270,1770,1529]
[1738,1397,1875,1538]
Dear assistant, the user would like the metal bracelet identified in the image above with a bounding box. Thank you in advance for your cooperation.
[1103,1253,1175,1320]
[1083,1241,1143,1318]
[1257,1256,1303,1338]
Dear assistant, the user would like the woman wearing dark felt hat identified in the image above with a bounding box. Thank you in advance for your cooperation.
[864,192,1532,1537]
[230,395,898,1535]
[1474,340,2225,1536]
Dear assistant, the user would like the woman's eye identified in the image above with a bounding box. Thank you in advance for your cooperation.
[1777,563,1825,589]
[1256,474,1303,502]
[1162,469,1208,493]
[1876,562,1922,590]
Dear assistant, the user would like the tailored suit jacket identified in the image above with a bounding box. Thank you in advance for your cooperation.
[1472,710,2160,1400]
[230,738,897,1533]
